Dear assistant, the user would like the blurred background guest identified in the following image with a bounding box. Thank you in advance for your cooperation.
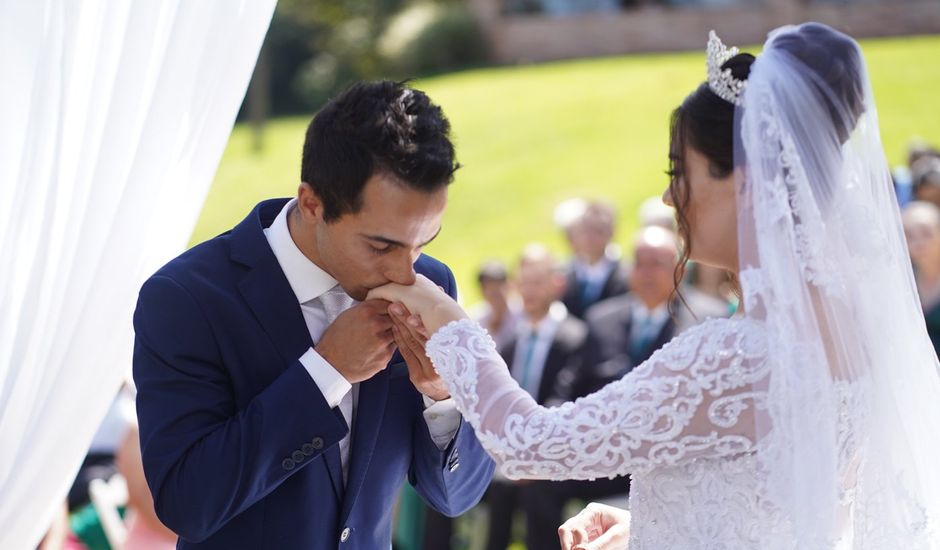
[485,244,589,550]
[637,195,677,231]
[469,260,523,349]
[67,387,136,513]
[912,155,940,211]
[574,226,730,398]
[117,424,177,550]
[555,198,628,319]
[684,262,738,314]
[895,139,940,206]
[518,225,731,550]
[902,201,940,358]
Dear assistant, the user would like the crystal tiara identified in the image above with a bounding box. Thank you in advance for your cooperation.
[707,30,746,106]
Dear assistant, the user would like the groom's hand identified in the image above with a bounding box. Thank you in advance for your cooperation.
[315,300,396,384]
[389,302,450,402]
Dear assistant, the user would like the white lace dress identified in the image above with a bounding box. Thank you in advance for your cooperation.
[426,316,796,549]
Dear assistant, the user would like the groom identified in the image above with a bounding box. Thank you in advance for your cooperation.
[132,81,494,549]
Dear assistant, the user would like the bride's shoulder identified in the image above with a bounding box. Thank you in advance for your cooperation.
[642,316,768,373]
[672,314,765,340]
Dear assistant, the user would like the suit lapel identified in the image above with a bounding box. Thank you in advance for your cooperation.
[232,199,312,365]
[500,341,517,372]
[230,199,346,502]
[649,319,676,356]
[538,336,566,404]
[238,259,312,365]
[340,369,389,524]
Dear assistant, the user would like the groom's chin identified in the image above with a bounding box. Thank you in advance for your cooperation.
[347,286,372,302]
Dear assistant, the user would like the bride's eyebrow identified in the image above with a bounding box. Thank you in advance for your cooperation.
[360,227,442,249]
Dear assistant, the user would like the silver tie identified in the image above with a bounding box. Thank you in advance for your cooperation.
[318,285,355,483]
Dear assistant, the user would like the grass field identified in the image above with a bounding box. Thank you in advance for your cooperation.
[192,35,940,304]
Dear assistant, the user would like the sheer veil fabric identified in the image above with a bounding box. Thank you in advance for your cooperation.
[736,23,940,548]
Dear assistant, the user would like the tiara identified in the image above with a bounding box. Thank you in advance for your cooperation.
[707,30,746,106]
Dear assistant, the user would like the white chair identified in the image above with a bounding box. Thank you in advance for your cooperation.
[88,473,129,550]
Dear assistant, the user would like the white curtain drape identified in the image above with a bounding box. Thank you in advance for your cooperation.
[0,1,277,546]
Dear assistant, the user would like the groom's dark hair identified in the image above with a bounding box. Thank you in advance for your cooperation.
[300,80,460,223]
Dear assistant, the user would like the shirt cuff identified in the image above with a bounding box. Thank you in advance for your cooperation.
[422,397,461,450]
[299,347,351,409]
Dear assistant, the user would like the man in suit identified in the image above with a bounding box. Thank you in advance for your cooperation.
[469,260,523,351]
[575,225,731,396]
[132,81,494,549]
[523,226,732,547]
[556,199,629,319]
[483,244,590,550]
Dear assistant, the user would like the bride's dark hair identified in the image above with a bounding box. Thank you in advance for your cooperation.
[667,52,754,295]
[667,23,865,294]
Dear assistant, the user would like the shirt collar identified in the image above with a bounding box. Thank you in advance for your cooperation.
[631,297,670,325]
[518,301,568,337]
[575,258,615,282]
[263,199,338,304]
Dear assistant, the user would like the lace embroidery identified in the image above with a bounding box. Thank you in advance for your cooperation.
[751,89,840,294]
[426,317,769,481]
[425,316,908,548]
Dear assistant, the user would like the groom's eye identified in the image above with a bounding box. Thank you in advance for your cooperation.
[369,244,391,255]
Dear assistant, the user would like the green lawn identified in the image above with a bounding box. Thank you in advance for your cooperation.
[192,35,940,304]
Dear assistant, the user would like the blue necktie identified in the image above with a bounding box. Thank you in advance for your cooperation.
[630,314,656,359]
[580,276,601,306]
[518,331,539,396]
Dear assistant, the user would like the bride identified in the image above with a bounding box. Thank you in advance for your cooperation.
[370,23,940,549]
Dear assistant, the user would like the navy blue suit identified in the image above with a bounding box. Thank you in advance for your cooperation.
[133,198,494,549]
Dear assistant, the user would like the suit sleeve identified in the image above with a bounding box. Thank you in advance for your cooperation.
[407,261,495,516]
[133,274,347,542]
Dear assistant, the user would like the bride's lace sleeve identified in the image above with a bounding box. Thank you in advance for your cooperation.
[426,317,770,480]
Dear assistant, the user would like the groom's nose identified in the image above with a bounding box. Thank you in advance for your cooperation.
[384,254,417,286]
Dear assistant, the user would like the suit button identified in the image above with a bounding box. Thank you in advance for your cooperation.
[282,458,295,471]
[312,437,324,450]
[292,450,305,462]
[340,527,351,542]
[301,443,315,455]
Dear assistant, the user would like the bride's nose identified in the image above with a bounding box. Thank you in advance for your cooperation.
[662,186,675,207]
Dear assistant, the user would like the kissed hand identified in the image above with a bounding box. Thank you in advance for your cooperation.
[366,274,467,336]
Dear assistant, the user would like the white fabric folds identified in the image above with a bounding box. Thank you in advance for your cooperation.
[0,1,276,546]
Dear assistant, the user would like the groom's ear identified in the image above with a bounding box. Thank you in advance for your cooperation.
[297,182,326,225]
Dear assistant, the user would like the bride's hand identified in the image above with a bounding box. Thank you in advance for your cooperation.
[558,502,631,550]
[366,274,467,335]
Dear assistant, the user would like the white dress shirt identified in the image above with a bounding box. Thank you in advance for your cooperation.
[263,199,461,482]
[510,302,568,398]
[574,257,618,302]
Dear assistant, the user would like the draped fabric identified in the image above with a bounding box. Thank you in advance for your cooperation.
[736,24,940,547]
[0,1,276,546]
